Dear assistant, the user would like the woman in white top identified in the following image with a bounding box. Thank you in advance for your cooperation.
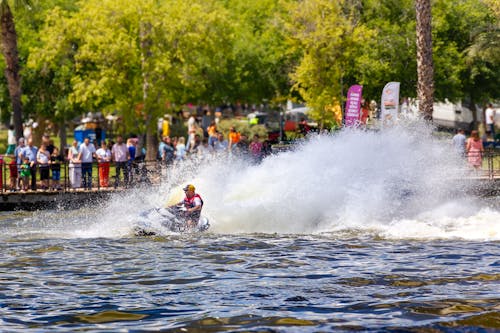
[96,141,111,187]
[36,144,51,190]
[68,140,81,188]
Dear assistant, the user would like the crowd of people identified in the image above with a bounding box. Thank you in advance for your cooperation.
[0,104,497,192]
[451,128,496,171]
[1,133,146,192]
[157,113,273,165]
[1,116,275,192]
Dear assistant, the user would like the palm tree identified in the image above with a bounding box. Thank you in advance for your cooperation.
[415,0,434,121]
[0,0,25,140]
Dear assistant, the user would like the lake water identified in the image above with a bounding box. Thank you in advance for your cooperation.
[1,126,499,332]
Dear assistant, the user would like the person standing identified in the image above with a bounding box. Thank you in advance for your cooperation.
[78,137,96,190]
[207,121,217,147]
[228,127,241,151]
[36,144,51,190]
[21,137,38,191]
[186,114,197,151]
[452,128,466,157]
[213,132,228,153]
[50,147,63,190]
[112,135,129,188]
[175,137,186,161]
[466,130,484,171]
[14,137,25,190]
[68,140,82,189]
[249,134,263,164]
[19,157,31,191]
[485,103,496,139]
[6,125,16,155]
[96,140,111,187]
[201,110,212,139]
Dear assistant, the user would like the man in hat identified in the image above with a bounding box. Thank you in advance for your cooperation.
[176,184,204,228]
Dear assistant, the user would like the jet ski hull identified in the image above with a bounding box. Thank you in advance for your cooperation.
[134,207,209,236]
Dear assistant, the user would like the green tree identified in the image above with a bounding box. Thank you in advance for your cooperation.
[284,0,373,128]
[29,0,236,159]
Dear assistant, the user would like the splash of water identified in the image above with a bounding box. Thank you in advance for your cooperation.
[9,122,499,240]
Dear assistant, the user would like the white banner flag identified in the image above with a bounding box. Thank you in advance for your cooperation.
[381,82,400,127]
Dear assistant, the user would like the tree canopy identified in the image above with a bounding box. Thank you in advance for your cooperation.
[0,0,496,136]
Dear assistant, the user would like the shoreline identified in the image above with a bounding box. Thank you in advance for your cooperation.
[1,179,497,211]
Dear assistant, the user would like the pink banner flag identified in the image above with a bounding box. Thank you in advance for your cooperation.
[344,85,363,127]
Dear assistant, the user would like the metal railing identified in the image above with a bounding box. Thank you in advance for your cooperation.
[0,159,168,193]
[0,149,499,193]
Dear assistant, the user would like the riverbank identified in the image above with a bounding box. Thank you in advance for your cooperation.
[0,187,126,211]
[1,178,497,211]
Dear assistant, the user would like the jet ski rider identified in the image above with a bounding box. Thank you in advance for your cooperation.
[176,184,203,227]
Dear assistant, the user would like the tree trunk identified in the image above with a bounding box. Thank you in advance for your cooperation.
[140,21,158,162]
[59,120,67,157]
[1,3,23,140]
[415,0,434,121]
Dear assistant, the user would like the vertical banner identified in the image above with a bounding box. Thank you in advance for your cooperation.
[344,85,363,127]
[380,82,400,127]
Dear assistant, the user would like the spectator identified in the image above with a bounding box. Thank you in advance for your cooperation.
[466,130,484,171]
[186,114,197,151]
[127,137,139,184]
[189,134,202,155]
[50,147,63,190]
[78,137,96,190]
[36,144,51,190]
[68,140,81,189]
[207,121,217,147]
[485,103,496,138]
[249,134,263,163]
[201,110,212,138]
[197,138,213,160]
[213,132,228,152]
[14,137,25,189]
[6,124,16,155]
[161,115,170,138]
[21,137,38,191]
[19,157,31,191]
[96,140,111,187]
[161,136,175,164]
[236,134,249,158]
[452,128,466,157]
[112,135,129,188]
[175,137,186,161]
[228,127,241,151]
[42,134,55,155]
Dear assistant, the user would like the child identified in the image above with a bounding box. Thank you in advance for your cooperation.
[50,147,63,190]
[19,157,31,191]
[8,158,18,192]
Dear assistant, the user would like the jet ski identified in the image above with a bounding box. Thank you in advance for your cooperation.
[134,205,210,236]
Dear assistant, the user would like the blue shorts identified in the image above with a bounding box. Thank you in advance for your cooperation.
[52,170,60,181]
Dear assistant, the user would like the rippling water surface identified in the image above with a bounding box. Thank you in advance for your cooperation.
[1,126,499,332]
[1,227,499,332]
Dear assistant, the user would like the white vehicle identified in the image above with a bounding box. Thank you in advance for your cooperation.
[432,99,484,131]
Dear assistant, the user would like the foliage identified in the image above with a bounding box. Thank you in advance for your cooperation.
[0,0,496,143]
